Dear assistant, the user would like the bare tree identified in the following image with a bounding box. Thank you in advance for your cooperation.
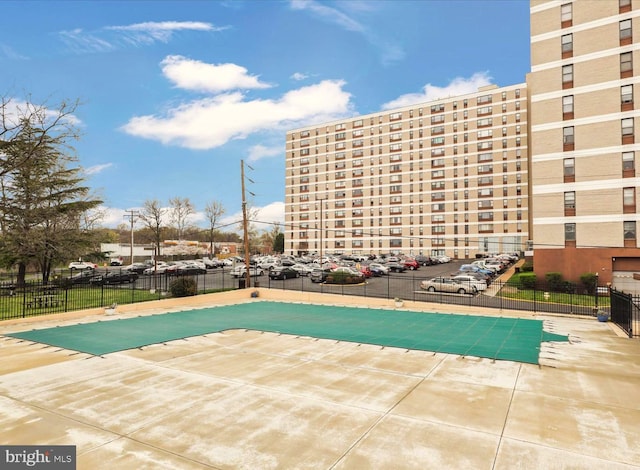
[1,95,81,177]
[168,196,194,241]
[237,205,260,255]
[203,200,225,256]
[139,199,166,267]
[79,194,106,231]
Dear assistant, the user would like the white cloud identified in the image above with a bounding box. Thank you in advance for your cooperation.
[99,201,284,231]
[122,76,353,150]
[247,144,282,162]
[58,28,118,54]
[0,43,29,60]
[290,0,365,32]
[97,206,129,228]
[381,72,493,110]
[59,21,223,54]
[161,55,272,93]
[219,201,285,233]
[1,98,82,129]
[255,201,285,227]
[290,0,403,66]
[290,72,309,81]
[84,163,112,176]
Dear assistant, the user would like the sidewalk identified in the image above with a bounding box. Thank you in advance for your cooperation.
[484,259,525,297]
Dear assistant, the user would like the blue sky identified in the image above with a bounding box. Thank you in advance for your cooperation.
[0,0,530,233]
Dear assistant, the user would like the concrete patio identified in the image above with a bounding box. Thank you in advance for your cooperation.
[0,290,639,469]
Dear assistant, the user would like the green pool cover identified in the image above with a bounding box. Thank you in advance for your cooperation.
[7,301,568,364]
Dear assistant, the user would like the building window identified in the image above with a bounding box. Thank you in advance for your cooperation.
[564,157,575,182]
[622,118,635,144]
[563,95,574,119]
[621,52,633,78]
[620,0,632,13]
[562,64,573,88]
[561,3,572,27]
[623,151,635,177]
[620,19,633,45]
[622,85,634,111]
[564,191,576,216]
[565,223,576,244]
[623,187,636,213]
[561,33,573,58]
[624,221,636,243]
[563,126,575,150]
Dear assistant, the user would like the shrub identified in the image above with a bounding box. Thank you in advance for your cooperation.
[580,272,598,295]
[169,276,197,297]
[519,272,537,289]
[520,261,534,272]
[545,272,564,292]
[325,271,363,284]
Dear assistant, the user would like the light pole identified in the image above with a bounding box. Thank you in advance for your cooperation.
[316,197,327,268]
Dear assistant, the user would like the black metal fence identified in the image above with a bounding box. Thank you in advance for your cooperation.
[610,288,639,338]
[1,268,631,324]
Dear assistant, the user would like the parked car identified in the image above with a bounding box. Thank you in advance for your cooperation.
[177,262,207,275]
[460,264,495,277]
[69,261,97,270]
[403,258,420,271]
[471,260,499,274]
[230,265,265,278]
[124,263,149,274]
[368,262,390,276]
[310,268,330,283]
[451,270,492,284]
[143,262,169,275]
[269,266,300,280]
[420,277,472,294]
[385,262,407,273]
[359,266,373,278]
[90,271,139,285]
[414,255,433,266]
[291,263,315,276]
[69,271,99,284]
[200,257,222,269]
[452,274,487,292]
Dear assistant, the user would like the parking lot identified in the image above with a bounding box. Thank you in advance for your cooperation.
[126,258,473,298]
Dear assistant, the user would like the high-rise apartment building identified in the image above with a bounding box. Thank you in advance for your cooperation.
[529,0,639,286]
[285,83,529,259]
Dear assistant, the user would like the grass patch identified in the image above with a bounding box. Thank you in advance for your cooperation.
[501,273,610,307]
[0,286,239,320]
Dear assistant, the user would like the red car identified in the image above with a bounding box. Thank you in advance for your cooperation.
[403,258,420,270]
[359,266,373,278]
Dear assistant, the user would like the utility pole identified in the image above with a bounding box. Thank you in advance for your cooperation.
[123,209,139,265]
[241,160,251,288]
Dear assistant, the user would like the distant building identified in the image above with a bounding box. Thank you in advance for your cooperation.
[101,241,240,261]
[283,0,640,291]
[285,83,528,259]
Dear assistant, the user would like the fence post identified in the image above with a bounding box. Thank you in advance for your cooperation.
[22,285,27,318]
